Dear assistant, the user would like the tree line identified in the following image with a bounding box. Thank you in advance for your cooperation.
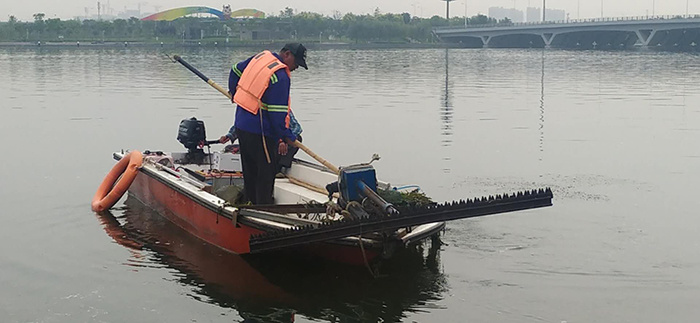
[0,8,507,43]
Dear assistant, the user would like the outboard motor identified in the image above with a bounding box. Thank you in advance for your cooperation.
[328,157,399,217]
[177,117,208,164]
[338,165,378,203]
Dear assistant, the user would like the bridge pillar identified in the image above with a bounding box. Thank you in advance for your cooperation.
[541,33,556,48]
[480,36,491,48]
[635,29,658,47]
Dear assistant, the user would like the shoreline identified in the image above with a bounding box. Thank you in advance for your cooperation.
[0,41,467,50]
[3,41,696,52]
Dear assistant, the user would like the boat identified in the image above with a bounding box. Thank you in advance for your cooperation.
[93,117,554,266]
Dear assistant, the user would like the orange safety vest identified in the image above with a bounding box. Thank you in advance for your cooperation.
[234,50,292,127]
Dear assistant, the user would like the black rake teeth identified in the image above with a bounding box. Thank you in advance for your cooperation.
[247,188,554,253]
[399,188,552,212]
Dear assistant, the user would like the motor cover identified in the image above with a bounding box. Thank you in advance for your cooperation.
[339,165,377,202]
[177,117,206,150]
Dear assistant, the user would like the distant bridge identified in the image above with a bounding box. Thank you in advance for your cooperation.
[434,15,700,50]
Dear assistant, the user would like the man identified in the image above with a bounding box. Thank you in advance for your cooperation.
[221,43,307,205]
[220,109,303,173]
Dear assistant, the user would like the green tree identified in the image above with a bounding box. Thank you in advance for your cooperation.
[31,13,46,37]
[429,15,447,27]
[280,7,294,18]
[402,13,411,24]
[498,17,512,24]
[128,17,141,37]
[33,13,45,22]
[292,12,327,38]
[45,18,63,38]
[113,19,127,37]
[61,19,81,39]
[469,14,493,25]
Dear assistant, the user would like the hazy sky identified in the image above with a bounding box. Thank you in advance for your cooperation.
[2,0,696,22]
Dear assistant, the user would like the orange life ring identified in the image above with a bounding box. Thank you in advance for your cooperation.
[91,151,143,212]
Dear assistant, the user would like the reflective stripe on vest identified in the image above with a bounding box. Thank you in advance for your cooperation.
[233,51,291,115]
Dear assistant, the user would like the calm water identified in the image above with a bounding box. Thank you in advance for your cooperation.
[1,46,700,322]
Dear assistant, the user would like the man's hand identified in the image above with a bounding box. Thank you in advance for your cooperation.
[278,142,288,155]
[219,135,230,144]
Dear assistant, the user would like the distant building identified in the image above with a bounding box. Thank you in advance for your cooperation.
[526,7,540,22]
[488,7,524,23]
[545,8,566,21]
[526,7,566,22]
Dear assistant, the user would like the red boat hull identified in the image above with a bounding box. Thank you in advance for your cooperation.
[129,172,257,254]
[127,172,380,265]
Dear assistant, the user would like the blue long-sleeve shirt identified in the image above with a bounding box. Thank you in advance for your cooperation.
[228,52,296,142]
[226,110,302,141]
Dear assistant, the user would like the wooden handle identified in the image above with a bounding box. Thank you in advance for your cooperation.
[207,79,232,100]
[288,139,340,175]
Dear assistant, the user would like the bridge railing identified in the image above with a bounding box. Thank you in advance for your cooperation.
[434,14,700,30]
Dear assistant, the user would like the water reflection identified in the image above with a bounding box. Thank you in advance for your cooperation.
[96,196,447,322]
[441,49,453,147]
[539,50,546,164]
[441,49,454,173]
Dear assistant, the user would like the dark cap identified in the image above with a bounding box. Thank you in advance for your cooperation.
[282,43,307,70]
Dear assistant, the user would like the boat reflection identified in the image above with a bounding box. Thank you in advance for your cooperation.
[96,196,448,322]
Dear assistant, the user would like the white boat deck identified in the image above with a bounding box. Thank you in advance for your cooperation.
[274,178,329,205]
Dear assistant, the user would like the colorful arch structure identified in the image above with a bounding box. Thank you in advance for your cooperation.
[141,6,265,21]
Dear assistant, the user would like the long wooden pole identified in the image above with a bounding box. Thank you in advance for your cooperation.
[172,55,341,175]
[286,139,339,174]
